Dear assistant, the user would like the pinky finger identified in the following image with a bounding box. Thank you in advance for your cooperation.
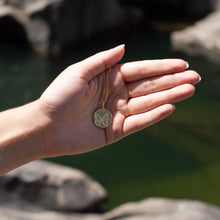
[123,104,175,137]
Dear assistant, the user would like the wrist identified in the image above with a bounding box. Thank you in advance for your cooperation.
[26,100,51,160]
[0,100,50,175]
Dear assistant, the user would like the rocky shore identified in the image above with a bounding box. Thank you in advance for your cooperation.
[1,0,220,56]
[0,160,220,220]
[171,10,220,65]
[0,0,142,55]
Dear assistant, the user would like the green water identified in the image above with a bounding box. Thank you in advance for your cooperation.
[0,27,220,210]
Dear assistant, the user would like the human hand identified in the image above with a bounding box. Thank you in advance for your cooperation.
[38,45,200,158]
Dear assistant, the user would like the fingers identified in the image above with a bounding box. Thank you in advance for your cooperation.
[119,59,189,82]
[126,84,195,116]
[127,70,200,98]
[123,104,175,136]
[72,45,125,81]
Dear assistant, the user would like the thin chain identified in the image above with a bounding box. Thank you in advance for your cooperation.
[101,68,111,108]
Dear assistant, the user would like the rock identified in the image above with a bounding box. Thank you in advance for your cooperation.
[1,163,220,220]
[1,197,220,220]
[103,198,220,220]
[0,206,101,220]
[171,11,220,64]
[2,0,220,56]
[0,160,107,212]
[119,0,220,21]
[0,0,56,54]
[0,0,142,55]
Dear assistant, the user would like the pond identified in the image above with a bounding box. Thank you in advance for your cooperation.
[0,26,220,210]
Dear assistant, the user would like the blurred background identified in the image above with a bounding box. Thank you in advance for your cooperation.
[0,0,220,210]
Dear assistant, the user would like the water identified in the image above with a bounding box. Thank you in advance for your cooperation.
[0,26,220,210]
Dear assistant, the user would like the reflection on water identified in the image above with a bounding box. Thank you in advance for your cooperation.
[0,27,220,210]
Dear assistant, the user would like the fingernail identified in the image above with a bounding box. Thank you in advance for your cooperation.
[116,44,125,49]
[185,62,189,69]
[199,75,202,82]
[120,44,125,49]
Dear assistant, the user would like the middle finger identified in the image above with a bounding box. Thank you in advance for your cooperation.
[127,70,200,98]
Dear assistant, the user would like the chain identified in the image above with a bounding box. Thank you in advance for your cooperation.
[100,67,111,108]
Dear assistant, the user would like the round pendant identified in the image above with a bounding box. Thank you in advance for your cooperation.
[93,108,112,128]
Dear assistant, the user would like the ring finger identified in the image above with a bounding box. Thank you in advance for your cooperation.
[126,84,195,116]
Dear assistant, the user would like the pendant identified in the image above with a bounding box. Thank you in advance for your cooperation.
[93,108,112,128]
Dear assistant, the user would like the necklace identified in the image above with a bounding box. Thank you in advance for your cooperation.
[93,68,113,128]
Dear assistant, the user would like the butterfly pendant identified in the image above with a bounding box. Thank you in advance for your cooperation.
[93,108,112,128]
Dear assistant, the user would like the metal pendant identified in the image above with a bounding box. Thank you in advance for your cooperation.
[93,108,112,128]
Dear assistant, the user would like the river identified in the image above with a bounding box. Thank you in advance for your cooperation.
[0,26,220,210]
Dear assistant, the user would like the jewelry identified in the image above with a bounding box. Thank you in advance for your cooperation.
[93,68,113,128]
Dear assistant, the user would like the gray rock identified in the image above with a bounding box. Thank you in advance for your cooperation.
[171,11,220,64]
[1,164,220,220]
[103,198,220,220]
[120,0,219,20]
[0,206,101,220]
[1,160,220,220]
[1,197,220,220]
[0,0,142,55]
[2,0,220,56]
[0,160,107,212]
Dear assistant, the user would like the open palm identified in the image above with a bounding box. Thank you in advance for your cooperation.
[39,45,200,157]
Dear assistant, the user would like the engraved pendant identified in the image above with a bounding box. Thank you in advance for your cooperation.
[93,108,112,128]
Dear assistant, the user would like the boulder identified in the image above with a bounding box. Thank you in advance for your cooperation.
[2,0,220,56]
[0,160,220,220]
[171,11,220,64]
[103,198,220,220]
[1,197,220,220]
[0,160,107,212]
[119,0,220,21]
[0,0,142,55]
[0,207,101,220]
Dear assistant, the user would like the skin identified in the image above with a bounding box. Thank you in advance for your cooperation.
[0,45,201,175]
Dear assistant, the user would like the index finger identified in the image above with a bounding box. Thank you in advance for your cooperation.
[119,59,189,82]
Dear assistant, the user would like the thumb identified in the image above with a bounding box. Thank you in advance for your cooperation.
[74,44,125,81]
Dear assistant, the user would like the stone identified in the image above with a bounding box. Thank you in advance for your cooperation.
[1,197,220,220]
[0,206,101,220]
[103,198,220,220]
[0,0,143,55]
[1,164,220,220]
[2,0,220,56]
[171,10,220,64]
[119,0,220,20]
[0,160,107,212]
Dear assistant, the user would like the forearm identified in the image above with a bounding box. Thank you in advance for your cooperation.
[0,101,47,175]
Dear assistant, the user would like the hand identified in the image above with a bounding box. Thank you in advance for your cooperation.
[38,45,200,157]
